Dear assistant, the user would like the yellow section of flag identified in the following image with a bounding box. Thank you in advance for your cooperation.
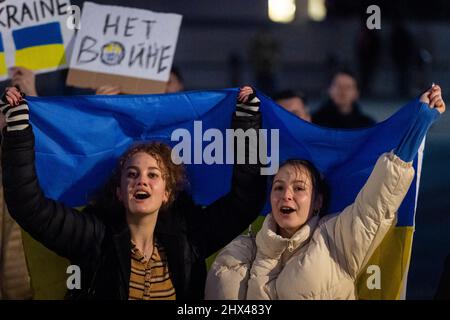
[15,44,66,71]
[0,53,7,76]
[356,226,414,300]
[21,230,70,300]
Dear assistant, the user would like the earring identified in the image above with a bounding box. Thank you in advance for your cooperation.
[313,208,320,216]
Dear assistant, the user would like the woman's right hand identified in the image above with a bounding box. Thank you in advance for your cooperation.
[96,85,121,95]
[420,84,446,114]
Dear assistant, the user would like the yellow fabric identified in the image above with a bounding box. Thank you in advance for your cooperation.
[0,53,6,76]
[15,44,66,71]
[356,226,414,300]
[21,231,69,300]
[21,207,86,300]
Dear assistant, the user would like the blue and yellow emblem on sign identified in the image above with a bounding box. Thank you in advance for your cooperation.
[101,41,125,66]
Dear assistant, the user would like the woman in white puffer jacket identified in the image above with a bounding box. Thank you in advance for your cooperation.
[205,85,446,300]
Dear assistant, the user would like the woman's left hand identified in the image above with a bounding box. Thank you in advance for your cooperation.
[420,84,446,114]
[237,86,255,103]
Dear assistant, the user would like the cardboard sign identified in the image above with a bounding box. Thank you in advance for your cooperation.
[0,0,75,80]
[67,2,182,94]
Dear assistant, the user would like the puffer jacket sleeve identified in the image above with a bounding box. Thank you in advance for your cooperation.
[1,126,105,262]
[205,235,256,300]
[322,152,415,279]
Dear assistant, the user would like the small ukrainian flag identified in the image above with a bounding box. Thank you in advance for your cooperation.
[13,22,66,71]
[0,34,7,77]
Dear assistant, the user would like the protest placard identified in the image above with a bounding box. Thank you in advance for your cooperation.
[0,0,75,80]
[66,2,182,94]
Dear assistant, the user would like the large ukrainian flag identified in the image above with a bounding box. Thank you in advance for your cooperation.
[12,22,66,71]
[21,91,430,299]
[0,34,7,77]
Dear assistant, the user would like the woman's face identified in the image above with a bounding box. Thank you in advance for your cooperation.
[270,164,319,238]
[116,152,168,217]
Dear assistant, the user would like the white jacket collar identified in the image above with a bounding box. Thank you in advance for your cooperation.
[256,213,319,259]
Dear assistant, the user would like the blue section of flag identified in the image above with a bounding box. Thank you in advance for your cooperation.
[12,22,63,50]
[0,33,4,52]
[27,90,428,227]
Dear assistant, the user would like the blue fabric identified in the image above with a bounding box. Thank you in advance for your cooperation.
[394,102,440,162]
[12,22,64,49]
[27,90,430,227]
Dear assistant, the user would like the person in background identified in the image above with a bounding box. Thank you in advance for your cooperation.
[0,66,36,299]
[165,66,184,93]
[273,90,311,122]
[9,67,38,97]
[312,70,375,129]
[0,168,33,300]
[96,67,185,95]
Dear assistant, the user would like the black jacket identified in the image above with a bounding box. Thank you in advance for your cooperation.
[1,114,266,300]
[312,99,375,129]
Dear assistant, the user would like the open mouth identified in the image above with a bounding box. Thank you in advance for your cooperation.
[280,206,296,214]
[134,191,150,200]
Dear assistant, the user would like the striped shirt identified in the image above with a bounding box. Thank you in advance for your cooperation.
[128,241,176,300]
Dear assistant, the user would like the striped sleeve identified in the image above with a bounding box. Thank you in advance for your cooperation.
[236,93,260,117]
[0,97,30,132]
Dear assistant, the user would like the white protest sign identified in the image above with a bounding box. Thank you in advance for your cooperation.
[0,0,75,80]
[69,2,182,83]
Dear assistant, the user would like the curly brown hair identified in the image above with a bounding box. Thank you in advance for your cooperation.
[117,142,187,207]
[90,142,186,227]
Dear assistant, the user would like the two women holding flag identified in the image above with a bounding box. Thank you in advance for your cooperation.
[0,84,446,300]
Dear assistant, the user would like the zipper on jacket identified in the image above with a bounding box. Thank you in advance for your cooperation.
[287,240,294,252]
